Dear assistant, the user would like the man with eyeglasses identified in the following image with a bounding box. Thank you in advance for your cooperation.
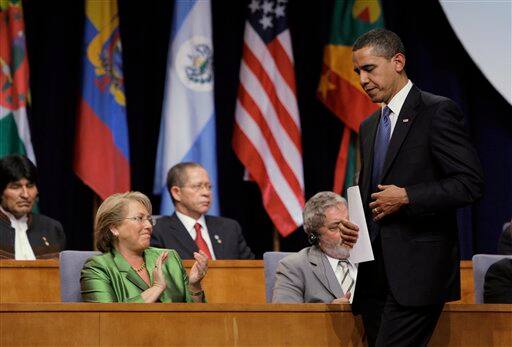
[151,162,254,260]
[272,192,357,304]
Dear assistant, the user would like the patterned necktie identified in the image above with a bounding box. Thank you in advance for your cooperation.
[194,223,212,259]
[371,106,392,190]
[338,260,354,298]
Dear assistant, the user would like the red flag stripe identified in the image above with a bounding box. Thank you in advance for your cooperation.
[241,44,301,150]
[267,35,297,95]
[238,60,303,181]
[233,124,302,236]
[235,101,305,217]
[237,86,305,203]
[74,99,130,200]
[234,15,305,235]
[333,127,351,194]
[244,24,300,128]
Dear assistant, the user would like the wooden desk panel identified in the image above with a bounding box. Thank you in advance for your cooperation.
[0,259,474,304]
[0,259,60,303]
[182,260,265,303]
[1,304,510,347]
[458,260,474,304]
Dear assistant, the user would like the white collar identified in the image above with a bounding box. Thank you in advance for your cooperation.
[175,210,206,231]
[325,253,354,268]
[385,79,413,116]
[0,206,28,225]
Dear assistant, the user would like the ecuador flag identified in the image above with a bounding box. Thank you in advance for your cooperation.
[317,0,383,194]
[74,0,130,200]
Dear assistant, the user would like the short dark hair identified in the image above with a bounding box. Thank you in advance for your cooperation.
[353,28,405,59]
[0,155,38,194]
[166,162,203,202]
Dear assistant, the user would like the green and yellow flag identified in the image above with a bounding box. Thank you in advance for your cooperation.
[0,0,35,161]
[317,0,383,193]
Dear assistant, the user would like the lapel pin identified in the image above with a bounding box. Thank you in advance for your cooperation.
[42,236,50,247]
[402,118,409,123]
[214,234,222,244]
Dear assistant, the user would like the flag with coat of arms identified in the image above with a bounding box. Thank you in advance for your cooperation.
[0,0,36,161]
[153,0,219,215]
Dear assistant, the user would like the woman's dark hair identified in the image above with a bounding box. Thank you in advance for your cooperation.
[0,155,38,193]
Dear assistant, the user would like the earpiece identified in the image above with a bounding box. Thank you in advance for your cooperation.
[308,232,319,246]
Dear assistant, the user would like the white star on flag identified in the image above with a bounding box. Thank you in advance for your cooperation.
[259,14,273,29]
[249,0,260,13]
[275,4,285,17]
[262,0,274,15]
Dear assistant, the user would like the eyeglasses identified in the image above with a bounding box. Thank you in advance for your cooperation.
[125,216,156,226]
[182,183,213,192]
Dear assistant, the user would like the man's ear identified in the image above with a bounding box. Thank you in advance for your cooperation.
[393,53,406,73]
[170,186,181,202]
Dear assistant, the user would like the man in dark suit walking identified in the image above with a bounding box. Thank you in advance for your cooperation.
[340,29,484,346]
[151,162,254,260]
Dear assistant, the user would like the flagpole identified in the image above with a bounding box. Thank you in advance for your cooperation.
[273,227,280,251]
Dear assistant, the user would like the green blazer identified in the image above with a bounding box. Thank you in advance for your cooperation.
[81,247,198,303]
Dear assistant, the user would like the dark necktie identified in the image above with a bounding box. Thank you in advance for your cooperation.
[194,223,212,259]
[371,106,392,190]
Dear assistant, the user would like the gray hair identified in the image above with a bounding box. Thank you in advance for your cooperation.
[303,192,347,235]
[353,28,405,60]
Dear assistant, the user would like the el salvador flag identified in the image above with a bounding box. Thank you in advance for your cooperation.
[153,0,219,215]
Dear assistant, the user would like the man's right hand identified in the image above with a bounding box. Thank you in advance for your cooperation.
[339,219,359,248]
[331,292,351,304]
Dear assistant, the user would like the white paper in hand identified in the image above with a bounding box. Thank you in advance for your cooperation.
[347,186,374,264]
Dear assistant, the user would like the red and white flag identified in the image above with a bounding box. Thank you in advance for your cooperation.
[233,0,305,236]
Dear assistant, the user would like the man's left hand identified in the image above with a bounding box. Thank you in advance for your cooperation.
[369,184,409,221]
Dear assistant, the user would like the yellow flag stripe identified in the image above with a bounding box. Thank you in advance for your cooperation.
[322,45,364,94]
[86,0,117,32]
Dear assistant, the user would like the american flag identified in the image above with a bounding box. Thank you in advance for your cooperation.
[233,0,305,236]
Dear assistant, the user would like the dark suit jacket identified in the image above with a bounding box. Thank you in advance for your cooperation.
[150,213,254,259]
[354,86,483,309]
[484,258,512,304]
[0,211,66,259]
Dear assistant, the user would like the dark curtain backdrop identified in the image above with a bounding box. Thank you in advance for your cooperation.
[21,0,512,259]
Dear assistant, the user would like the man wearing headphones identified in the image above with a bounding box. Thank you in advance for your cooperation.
[272,191,358,303]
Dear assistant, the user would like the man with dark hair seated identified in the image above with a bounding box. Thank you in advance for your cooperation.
[497,220,512,255]
[484,219,512,303]
[484,258,512,304]
[0,155,65,259]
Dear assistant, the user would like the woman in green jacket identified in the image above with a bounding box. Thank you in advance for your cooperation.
[81,191,208,303]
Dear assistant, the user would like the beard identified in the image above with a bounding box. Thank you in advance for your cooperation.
[320,239,350,260]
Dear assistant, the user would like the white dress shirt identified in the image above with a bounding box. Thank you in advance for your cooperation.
[0,206,36,260]
[384,79,413,138]
[326,254,358,298]
[175,211,216,259]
